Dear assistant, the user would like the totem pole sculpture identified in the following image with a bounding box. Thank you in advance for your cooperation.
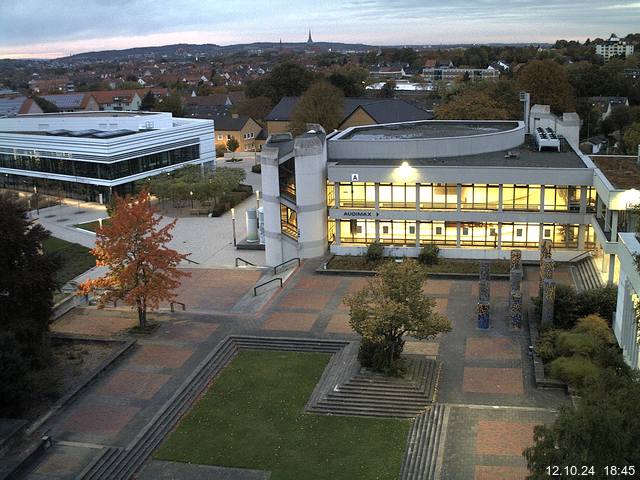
[477,260,491,329]
[509,250,523,328]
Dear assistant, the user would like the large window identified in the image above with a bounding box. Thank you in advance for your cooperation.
[460,184,499,210]
[326,181,335,207]
[501,222,540,248]
[459,222,499,247]
[379,183,416,209]
[279,158,296,201]
[419,183,457,209]
[419,221,457,246]
[585,224,595,249]
[339,219,376,244]
[0,144,200,180]
[280,204,297,239]
[543,185,574,212]
[379,220,417,245]
[542,223,579,249]
[502,184,541,211]
[339,182,375,209]
[586,187,596,212]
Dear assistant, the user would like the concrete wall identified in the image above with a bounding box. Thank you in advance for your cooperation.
[294,133,328,259]
[259,145,286,266]
[529,105,580,148]
[329,121,525,160]
[338,108,376,130]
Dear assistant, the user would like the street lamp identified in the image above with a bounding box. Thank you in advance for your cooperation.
[33,185,39,215]
[231,207,237,246]
[256,189,260,211]
[189,190,193,209]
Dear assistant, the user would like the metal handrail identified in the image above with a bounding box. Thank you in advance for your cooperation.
[183,257,200,265]
[567,250,592,263]
[170,301,186,312]
[273,257,301,274]
[235,257,256,267]
[254,277,283,296]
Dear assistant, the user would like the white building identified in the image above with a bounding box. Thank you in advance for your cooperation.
[258,108,640,368]
[0,111,215,202]
[596,34,634,61]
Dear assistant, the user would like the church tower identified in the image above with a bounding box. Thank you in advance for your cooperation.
[307,29,313,44]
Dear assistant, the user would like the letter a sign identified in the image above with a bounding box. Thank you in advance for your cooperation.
[351,173,359,181]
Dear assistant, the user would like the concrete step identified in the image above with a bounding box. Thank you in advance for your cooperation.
[400,404,448,480]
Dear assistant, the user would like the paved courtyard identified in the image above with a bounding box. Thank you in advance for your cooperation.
[18,258,568,479]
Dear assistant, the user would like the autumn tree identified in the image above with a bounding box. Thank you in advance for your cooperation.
[290,80,344,136]
[517,59,575,114]
[437,90,510,120]
[343,260,451,374]
[157,90,184,117]
[79,190,190,327]
[378,80,396,98]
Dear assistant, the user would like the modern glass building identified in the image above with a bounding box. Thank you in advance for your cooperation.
[0,111,215,202]
[260,113,638,275]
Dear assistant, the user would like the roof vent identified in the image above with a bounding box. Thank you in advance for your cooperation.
[535,127,560,152]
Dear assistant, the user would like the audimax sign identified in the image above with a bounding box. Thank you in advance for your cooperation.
[342,211,380,217]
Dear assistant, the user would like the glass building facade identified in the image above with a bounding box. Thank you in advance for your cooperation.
[329,181,596,250]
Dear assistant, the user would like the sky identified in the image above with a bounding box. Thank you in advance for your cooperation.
[0,0,639,59]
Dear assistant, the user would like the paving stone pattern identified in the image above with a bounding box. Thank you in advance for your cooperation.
[21,260,570,480]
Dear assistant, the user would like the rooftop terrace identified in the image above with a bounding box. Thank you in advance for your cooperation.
[591,155,640,190]
[337,120,520,141]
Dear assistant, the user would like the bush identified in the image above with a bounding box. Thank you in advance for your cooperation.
[573,314,615,345]
[365,241,384,263]
[215,144,227,157]
[555,332,601,357]
[575,285,618,325]
[251,164,261,174]
[417,244,439,265]
[548,355,600,389]
[533,283,578,328]
[535,329,559,363]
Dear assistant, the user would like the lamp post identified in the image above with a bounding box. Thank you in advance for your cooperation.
[256,189,260,211]
[231,207,237,246]
[33,185,39,215]
[189,190,193,209]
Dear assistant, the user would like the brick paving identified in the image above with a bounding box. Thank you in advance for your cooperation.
[24,259,572,480]
[463,367,524,395]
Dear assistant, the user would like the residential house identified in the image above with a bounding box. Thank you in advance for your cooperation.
[0,96,43,117]
[89,90,143,111]
[264,97,434,136]
[596,34,634,61]
[214,113,263,152]
[41,93,99,112]
[588,96,630,120]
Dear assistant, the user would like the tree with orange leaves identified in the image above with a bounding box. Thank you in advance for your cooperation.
[79,190,190,327]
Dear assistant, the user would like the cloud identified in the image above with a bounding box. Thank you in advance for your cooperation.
[0,0,637,58]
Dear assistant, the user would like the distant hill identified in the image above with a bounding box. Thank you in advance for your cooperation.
[57,42,376,62]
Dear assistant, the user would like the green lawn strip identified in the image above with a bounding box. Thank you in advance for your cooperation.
[328,255,510,274]
[42,237,95,285]
[155,350,410,480]
[73,219,110,232]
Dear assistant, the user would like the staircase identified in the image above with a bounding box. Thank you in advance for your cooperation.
[399,404,449,480]
[571,255,604,292]
[307,354,441,419]
[76,336,348,480]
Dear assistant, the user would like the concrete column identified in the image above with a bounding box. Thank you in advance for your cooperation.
[334,220,341,245]
[611,210,619,241]
[498,184,503,212]
[456,184,461,212]
[578,224,586,250]
[333,182,339,209]
[260,145,285,267]
[456,222,461,247]
[579,186,587,214]
[608,254,616,285]
[604,209,611,232]
[540,185,545,213]
[415,220,420,248]
[596,196,603,218]
[497,223,502,249]
[374,183,379,211]
[375,219,380,242]
[415,182,420,214]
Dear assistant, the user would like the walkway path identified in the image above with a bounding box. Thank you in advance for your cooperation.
[15,259,567,480]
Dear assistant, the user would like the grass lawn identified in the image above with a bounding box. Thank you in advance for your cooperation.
[74,218,110,232]
[42,237,95,285]
[328,255,510,274]
[155,350,410,480]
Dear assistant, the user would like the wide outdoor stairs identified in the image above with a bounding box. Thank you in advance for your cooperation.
[399,404,449,480]
[76,336,348,480]
[571,255,604,292]
[306,344,441,419]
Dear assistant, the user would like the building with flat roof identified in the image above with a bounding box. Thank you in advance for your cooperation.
[0,111,214,202]
[596,34,634,62]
